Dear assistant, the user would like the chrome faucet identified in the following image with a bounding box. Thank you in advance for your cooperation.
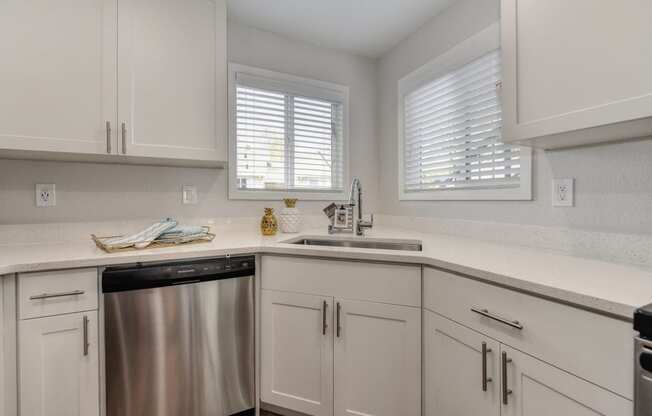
[349,178,373,236]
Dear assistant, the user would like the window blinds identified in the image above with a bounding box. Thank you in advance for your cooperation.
[403,50,522,193]
[235,75,344,193]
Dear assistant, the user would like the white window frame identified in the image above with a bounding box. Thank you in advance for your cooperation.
[397,23,532,201]
[228,63,350,200]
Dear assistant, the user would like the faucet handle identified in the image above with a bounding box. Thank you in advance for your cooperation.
[359,214,374,229]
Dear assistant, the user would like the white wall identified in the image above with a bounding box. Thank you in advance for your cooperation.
[377,0,652,234]
[4,2,652,235]
[0,20,378,224]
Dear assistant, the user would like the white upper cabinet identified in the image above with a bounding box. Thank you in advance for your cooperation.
[501,0,652,149]
[117,0,227,163]
[0,0,117,156]
[0,0,227,166]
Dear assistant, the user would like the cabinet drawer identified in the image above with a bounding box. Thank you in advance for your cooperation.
[262,256,421,307]
[19,269,98,320]
[424,267,633,399]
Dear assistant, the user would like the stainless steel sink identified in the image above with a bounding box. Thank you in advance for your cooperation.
[286,237,422,251]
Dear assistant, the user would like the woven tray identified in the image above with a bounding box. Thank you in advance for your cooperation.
[91,229,215,253]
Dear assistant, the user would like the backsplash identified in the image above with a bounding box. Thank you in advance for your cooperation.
[0,215,330,245]
[1,215,650,269]
[380,215,652,269]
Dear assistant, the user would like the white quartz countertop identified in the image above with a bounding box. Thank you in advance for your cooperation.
[1,226,650,321]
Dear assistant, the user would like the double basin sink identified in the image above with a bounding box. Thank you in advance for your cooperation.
[285,237,423,252]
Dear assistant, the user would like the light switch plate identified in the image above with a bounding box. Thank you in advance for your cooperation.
[182,185,198,205]
[552,178,574,207]
[35,183,56,207]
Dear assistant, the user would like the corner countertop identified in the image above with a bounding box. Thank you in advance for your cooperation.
[1,226,650,321]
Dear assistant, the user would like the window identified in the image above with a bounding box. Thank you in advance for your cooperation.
[229,64,348,200]
[398,24,531,200]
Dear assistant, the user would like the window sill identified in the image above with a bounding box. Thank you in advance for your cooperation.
[398,186,532,201]
[228,188,348,201]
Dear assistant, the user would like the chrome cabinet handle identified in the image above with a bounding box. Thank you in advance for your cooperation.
[501,351,513,405]
[83,315,89,356]
[482,342,492,391]
[322,301,328,335]
[336,302,342,338]
[29,289,85,300]
[121,122,127,154]
[106,121,111,154]
[471,308,523,330]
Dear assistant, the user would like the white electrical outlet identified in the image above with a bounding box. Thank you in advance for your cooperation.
[552,178,574,207]
[35,184,56,207]
[182,185,198,205]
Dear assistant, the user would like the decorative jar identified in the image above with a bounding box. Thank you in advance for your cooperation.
[260,208,278,236]
[279,198,302,233]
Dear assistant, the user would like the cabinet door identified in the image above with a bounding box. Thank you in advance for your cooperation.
[117,0,227,163]
[260,290,333,416]
[0,278,4,416]
[500,345,632,416]
[501,0,652,148]
[424,310,500,416]
[0,0,117,155]
[19,312,99,416]
[334,299,420,416]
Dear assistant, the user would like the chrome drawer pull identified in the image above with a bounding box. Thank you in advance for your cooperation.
[322,301,328,335]
[471,307,523,330]
[502,351,513,405]
[29,290,85,300]
[106,121,112,154]
[121,122,127,154]
[336,302,342,338]
[83,315,89,356]
[482,342,492,391]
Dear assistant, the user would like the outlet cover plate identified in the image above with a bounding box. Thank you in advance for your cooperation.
[35,183,56,207]
[182,185,198,205]
[552,178,574,207]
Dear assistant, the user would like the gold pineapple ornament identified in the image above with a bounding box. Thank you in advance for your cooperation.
[260,208,278,236]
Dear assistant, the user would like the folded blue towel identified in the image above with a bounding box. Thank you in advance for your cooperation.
[102,218,177,249]
[160,225,205,238]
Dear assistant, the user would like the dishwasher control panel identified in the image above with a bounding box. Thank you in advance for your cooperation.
[102,255,255,293]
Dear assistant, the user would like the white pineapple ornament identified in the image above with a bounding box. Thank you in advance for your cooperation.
[279,198,302,233]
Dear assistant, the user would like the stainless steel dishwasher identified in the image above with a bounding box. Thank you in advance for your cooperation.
[102,256,255,416]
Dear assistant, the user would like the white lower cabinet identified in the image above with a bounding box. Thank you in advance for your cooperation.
[261,290,333,416]
[424,310,500,416]
[260,287,421,416]
[425,310,632,416]
[500,345,632,416]
[0,277,4,416]
[19,311,99,416]
[260,255,422,416]
[334,299,420,416]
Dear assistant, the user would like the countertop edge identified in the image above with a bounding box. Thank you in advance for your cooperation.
[0,242,638,322]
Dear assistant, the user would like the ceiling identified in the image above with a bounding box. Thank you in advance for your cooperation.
[226,0,456,58]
